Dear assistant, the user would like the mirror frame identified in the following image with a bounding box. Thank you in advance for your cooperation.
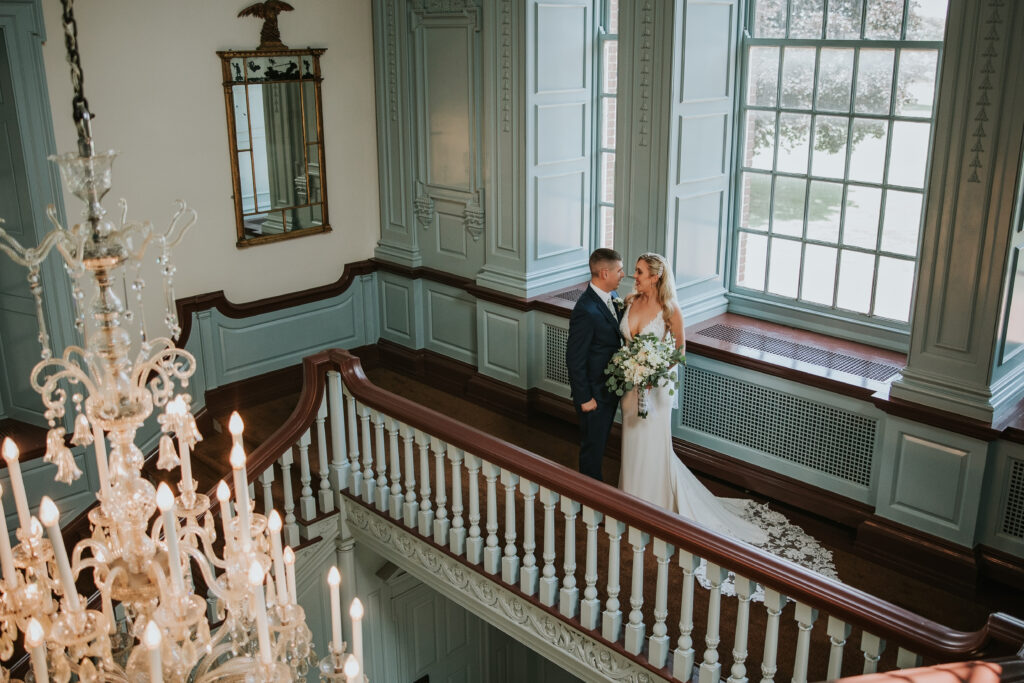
[217,47,330,248]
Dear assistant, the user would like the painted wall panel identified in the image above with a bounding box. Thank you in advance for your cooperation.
[535,4,587,93]
[681,2,734,101]
[536,103,586,164]
[891,435,967,523]
[425,27,472,190]
[535,172,585,259]
[425,285,477,362]
[437,208,469,257]
[382,279,414,339]
[483,311,521,375]
[674,192,724,287]
[678,114,727,181]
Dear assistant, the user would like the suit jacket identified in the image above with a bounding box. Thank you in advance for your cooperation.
[565,286,623,407]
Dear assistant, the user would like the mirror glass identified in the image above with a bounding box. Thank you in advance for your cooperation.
[218,48,329,247]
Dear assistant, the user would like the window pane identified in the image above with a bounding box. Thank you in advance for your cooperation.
[827,0,863,39]
[848,118,888,183]
[608,0,618,34]
[855,49,895,114]
[801,243,838,305]
[843,185,882,249]
[602,40,618,94]
[865,0,904,40]
[874,256,915,321]
[741,172,771,230]
[789,0,824,39]
[816,49,854,112]
[745,111,777,170]
[906,0,946,41]
[773,176,807,237]
[768,237,802,297]
[880,190,922,256]
[812,115,849,179]
[600,205,615,249]
[780,47,816,109]
[601,152,616,202]
[807,180,843,242]
[888,121,930,188]
[748,46,780,107]
[895,49,938,116]
[737,232,768,290]
[602,97,617,148]
[753,0,786,38]
[777,113,811,173]
[836,249,875,313]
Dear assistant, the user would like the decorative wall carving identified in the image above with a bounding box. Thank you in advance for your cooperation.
[500,0,513,133]
[411,0,481,19]
[463,197,485,241]
[638,1,654,147]
[387,1,399,122]
[345,502,657,682]
[968,0,1005,183]
[414,194,435,227]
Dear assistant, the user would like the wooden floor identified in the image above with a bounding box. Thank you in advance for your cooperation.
[195,364,1024,635]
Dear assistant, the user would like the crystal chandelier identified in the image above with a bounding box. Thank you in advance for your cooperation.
[0,1,371,680]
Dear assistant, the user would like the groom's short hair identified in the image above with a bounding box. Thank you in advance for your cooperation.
[589,248,622,276]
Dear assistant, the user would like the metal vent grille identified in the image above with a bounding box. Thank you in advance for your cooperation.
[696,324,901,382]
[544,324,570,385]
[682,366,875,486]
[554,286,586,303]
[1002,459,1024,539]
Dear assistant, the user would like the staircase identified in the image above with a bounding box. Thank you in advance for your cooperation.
[214,348,1024,682]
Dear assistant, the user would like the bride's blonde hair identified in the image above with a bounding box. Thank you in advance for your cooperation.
[627,253,678,327]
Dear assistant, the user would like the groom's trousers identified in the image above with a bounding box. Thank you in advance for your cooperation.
[576,398,617,481]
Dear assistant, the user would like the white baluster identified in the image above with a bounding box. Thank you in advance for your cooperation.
[791,603,819,683]
[649,538,674,668]
[624,527,649,655]
[699,563,728,683]
[673,551,701,682]
[559,498,581,619]
[500,470,520,585]
[416,429,433,536]
[896,648,921,670]
[279,448,299,547]
[580,507,604,630]
[297,429,315,523]
[860,632,885,675]
[760,589,786,683]
[374,410,389,512]
[482,460,500,574]
[315,393,333,513]
[538,487,560,607]
[387,417,403,519]
[432,437,449,545]
[465,452,483,564]
[259,466,275,516]
[360,404,375,505]
[519,478,539,596]
[826,617,851,680]
[602,516,626,644]
[249,482,256,504]
[729,576,755,683]
[401,424,418,528]
[327,370,349,495]
[344,387,361,496]
[448,447,466,555]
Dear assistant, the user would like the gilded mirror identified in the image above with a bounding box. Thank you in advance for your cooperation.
[218,48,329,247]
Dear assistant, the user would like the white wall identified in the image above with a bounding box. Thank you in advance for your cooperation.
[41,0,380,304]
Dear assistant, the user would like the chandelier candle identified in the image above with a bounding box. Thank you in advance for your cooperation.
[344,654,360,683]
[284,546,298,605]
[249,561,274,665]
[1,438,31,535]
[39,496,83,612]
[350,598,365,677]
[328,566,342,653]
[230,442,253,550]
[144,620,163,683]
[268,510,289,606]
[0,484,16,585]
[169,396,195,496]
[26,617,48,682]
[156,482,187,595]
[216,480,235,551]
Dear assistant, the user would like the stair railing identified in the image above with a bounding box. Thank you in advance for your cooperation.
[230,347,1024,682]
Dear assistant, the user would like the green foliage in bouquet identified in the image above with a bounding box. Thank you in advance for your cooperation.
[603,332,686,398]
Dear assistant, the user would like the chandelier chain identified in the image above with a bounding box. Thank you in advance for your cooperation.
[58,0,94,157]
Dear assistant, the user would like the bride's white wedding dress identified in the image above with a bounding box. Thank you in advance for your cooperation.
[618,305,838,586]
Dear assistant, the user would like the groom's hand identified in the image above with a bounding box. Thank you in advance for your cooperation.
[580,398,598,412]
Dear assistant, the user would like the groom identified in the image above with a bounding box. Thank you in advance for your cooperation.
[566,248,625,481]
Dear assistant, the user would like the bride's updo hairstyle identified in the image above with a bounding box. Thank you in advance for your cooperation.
[629,252,679,327]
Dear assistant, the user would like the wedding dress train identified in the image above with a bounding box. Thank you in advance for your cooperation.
[617,307,838,586]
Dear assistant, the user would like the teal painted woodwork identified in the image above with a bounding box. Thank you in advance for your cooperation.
[979,441,1024,556]
[876,417,990,547]
[381,275,418,342]
[424,282,477,364]
[477,300,526,386]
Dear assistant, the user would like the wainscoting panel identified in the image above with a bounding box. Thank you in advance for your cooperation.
[380,273,420,346]
[477,301,526,387]
[678,355,880,503]
[423,281,477,364]
[983,441,1024,556]
[877,417,989,546]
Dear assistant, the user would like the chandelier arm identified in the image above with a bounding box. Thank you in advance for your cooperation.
[0,222,67,268]
[118,218,155,262]
[30,349,100,403]
[181,526,230,574]
[163,201,198,250]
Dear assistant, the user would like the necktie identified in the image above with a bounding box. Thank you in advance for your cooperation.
[605,293,617,318]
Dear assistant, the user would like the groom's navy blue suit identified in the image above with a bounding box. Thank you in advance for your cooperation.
[566,285,623,481]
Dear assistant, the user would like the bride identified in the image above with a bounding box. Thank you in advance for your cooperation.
[618,253,837,579]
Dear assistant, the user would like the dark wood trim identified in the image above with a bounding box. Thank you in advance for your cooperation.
[203,364,304,415]
[855,517,980,592]
[466,373,529,420]
[979,545,1024,589]
[872,394,1003,441]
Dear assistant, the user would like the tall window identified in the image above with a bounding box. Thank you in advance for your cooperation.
[733,0,946,324]
[597,0,618,249]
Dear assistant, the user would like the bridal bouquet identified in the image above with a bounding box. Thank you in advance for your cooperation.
[603,332,685,418]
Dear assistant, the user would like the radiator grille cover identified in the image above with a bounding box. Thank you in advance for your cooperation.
[696,323,901,382]
[554,286,586,303]
[681,366,875,486]
[1002,458,1024,539]
[545,325,570,385]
